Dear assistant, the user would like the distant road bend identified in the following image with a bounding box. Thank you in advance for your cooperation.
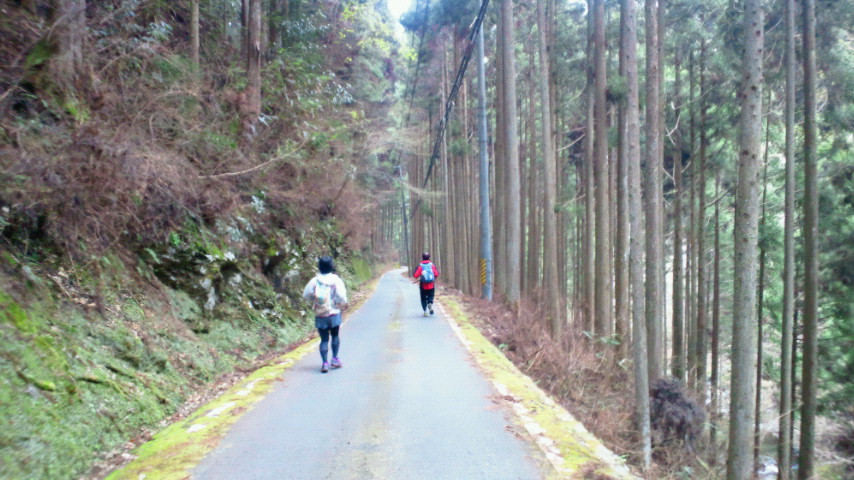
[192,268,547,480]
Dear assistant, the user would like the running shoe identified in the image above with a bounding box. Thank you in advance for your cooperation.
[428,303,434,315]
[331,357,342,369]
[321,362,329,373]
[423,310,428,317]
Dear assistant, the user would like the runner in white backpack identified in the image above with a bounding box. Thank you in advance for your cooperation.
[302,256,348,373]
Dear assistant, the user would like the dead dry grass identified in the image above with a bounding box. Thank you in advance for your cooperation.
[448,292,636,449]
[0,2,382,263]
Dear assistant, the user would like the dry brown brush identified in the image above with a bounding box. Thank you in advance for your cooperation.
[452,294,635,457]
[452,291,711,478]
[0,2,385,264]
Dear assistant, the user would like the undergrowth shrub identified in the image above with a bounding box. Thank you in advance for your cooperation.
[649,378,705,455]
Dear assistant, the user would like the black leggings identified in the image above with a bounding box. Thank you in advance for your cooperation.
[420,288,435,311]
[318,326,340,363]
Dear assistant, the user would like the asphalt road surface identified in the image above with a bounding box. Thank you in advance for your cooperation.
[191,268,547,480]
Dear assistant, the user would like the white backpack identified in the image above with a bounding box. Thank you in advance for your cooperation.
[312,277,336,317]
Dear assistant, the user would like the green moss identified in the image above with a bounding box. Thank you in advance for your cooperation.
[33,335,69,372]
[165,288,201,322]
[0,291,36,333]
[24,40,53,69]
[0,289,191,478]
[121,298,146,323]
[63,96,90,124]
[350,256,373,284]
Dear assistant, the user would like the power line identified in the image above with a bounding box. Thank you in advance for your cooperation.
[422,0,490,190]
[410,0,491,218]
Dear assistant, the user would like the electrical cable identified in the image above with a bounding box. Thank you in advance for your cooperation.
[409,0,491,219]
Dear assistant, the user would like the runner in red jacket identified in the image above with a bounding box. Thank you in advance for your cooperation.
[413,252,439,316]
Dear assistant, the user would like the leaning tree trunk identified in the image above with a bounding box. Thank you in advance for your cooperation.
[726,0,764,478]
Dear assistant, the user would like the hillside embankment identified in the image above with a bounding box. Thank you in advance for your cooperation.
[0,218,376,479]
[1,3,393,477]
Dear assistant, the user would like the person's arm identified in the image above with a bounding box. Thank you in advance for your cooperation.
[334,276,348,308]
[432,264,439,278]
[413,265,423,279]
[302,278,316,302]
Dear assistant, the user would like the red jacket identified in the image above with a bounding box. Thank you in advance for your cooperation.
[414,261,439,289]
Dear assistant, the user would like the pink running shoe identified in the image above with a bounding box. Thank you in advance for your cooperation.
[321,362,329,373]
[330,357,342,369]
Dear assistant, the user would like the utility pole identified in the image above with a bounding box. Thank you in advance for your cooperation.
[476,23,493,300]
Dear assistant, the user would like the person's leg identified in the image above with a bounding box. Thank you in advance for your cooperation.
[330,325,342,367]
[330,325,340,358]
[427,288,435,314]
[318,327,330,371]
[420,288,428,312]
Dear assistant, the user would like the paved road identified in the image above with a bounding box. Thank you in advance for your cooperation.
[192,269,546,480]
